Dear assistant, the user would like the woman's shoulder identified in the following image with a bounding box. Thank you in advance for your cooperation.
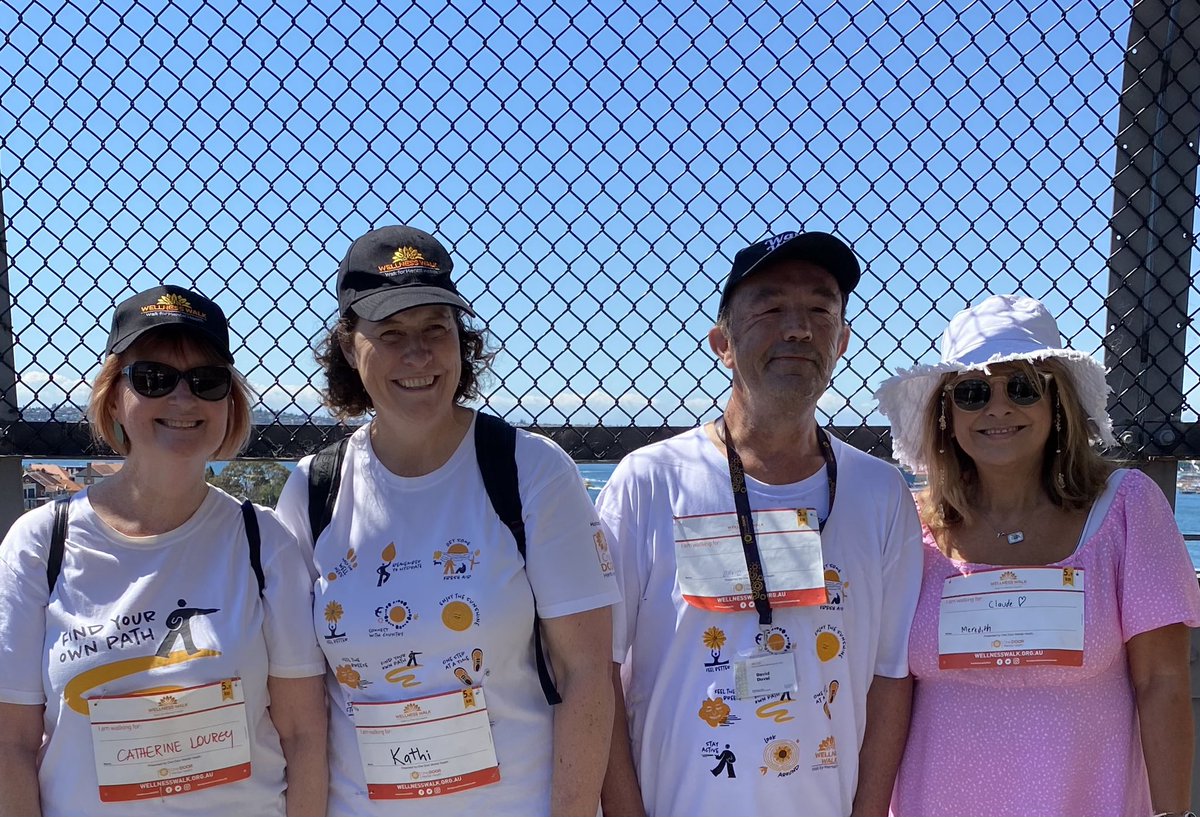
[0,500,60,562]
[513,425,578,473]
[1087,467,1169,530]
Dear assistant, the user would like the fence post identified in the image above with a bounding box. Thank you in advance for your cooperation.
[1103,0,1200,463]
[0,171,24,535]
[1102,0,1200,805]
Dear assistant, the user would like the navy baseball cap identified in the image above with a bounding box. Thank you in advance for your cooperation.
[719,231,861,315]
[336,225,475,321]
[106,285,233,363]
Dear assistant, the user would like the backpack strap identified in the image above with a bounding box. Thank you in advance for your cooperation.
[308,436,350,547]
[242,500,264,598]
[475,412,562,706]
[46,498,69,593]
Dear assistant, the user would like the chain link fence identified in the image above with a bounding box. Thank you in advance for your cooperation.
[0,0,1196,461]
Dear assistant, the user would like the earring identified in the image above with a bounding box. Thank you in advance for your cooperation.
[1054,396,1063,454]
[938,393,947,454]
[1054,396,1066,489]
[113,421,125,448]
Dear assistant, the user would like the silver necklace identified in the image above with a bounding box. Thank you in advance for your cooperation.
[981,512,1025,545]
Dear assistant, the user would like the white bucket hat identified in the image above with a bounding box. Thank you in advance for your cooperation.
[874,294,1116,473]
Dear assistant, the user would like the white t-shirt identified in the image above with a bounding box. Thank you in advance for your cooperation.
[274,415,621,817]
[0,486,326,817]
[597,427,923,817]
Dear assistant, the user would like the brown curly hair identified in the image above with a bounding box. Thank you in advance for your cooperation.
[318,309,493,420]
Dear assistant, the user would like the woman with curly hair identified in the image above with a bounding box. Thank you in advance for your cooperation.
[274,224,619,817]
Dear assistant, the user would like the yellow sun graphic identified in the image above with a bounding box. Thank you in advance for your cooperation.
[702,626,726,652]
[324,601,344,624]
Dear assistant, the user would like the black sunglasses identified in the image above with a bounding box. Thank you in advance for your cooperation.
[122,361,233,401]
[946,372,1051,412]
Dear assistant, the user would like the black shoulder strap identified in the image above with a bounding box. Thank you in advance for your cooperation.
[46,499,69,593]
[308,436,350,547]
[45,497,264,598]
[242,500,264,598]
[475,412,525,556]
[475,412,562,706]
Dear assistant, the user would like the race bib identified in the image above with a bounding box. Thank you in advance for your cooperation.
[673,508,826,612]
[939,567,1085,669]
[88,678,251,802]
[351,687,500,799]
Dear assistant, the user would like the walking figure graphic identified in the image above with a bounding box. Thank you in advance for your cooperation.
[710,744,737,778]
[155,599,219,656]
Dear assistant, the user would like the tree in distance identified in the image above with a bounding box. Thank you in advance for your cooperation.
[207,461,291,506]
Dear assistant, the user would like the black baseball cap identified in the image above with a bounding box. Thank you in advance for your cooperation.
[106,285,233,363]
[337,225,475,321]
[718,231,861,315]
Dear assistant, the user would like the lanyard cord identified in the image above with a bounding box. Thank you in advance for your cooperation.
[717,416,838,626]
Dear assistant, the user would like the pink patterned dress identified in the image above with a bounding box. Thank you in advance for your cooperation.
[892,469,1200,816]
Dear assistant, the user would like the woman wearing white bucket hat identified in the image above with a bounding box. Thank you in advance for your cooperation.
[876,294,1200,817]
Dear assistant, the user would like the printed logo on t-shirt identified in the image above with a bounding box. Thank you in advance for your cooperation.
[821,564,849,610]
[754,693,796,724]
[321,600,348,642]
[755,626,792,655]
[376,541,422,587]
[433,539,480,579]
[441,648,488,688]
[697,694,741,728]
[701,739,739,779]
[382,650,425,688]
[811,735,838,771]
[370,599,417,637]
[58,600,223,715]
[155,599,220,657]
[812,679,840,719]
[814,625,845,662]
[702,626,731,671]
[592,524,614,576]
[334,659,372,690]
[761,736,802,776]
[324,548,359,582]
[439,594,481,631]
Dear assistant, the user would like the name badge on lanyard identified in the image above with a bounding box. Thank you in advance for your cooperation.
[88,678,251,802]
[733,650,800,700]
[351,687,500,800]
[674,508,826,612]
[679,418,837,623]
[938,567,1085,669]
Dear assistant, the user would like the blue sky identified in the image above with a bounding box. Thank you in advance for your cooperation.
[2,0,1194,431]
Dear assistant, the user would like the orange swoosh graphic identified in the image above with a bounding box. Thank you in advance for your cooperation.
[63,649,221,715]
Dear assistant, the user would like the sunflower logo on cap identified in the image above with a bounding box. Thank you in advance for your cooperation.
[158,293,192,308]
[391,245,424,263]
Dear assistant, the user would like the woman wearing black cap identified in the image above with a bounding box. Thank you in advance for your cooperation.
[0,285,327,816]
[274,225,620,817]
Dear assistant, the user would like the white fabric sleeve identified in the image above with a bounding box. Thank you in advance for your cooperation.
[873,469,924,678]
[518,433,622,620]
[272,456,320,582]
[255,505,327,679]
[0,505,55,704]
[595,459,641,664]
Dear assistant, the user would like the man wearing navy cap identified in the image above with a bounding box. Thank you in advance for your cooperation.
[598,231,923,816]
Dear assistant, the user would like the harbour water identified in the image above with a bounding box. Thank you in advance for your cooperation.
[26,459,1200,567]
[580,462,1200,568]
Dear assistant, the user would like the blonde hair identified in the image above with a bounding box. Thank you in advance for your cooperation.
[919,357,1111,529]
[87,327,254,460]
